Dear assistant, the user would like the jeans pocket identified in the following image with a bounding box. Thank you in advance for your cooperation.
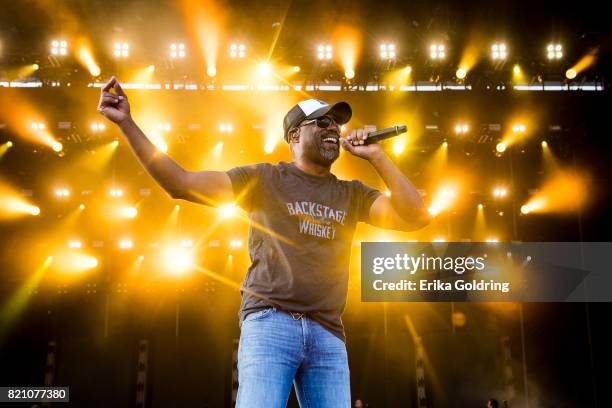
[243,307,275,323]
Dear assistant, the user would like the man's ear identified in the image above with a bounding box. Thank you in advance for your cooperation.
[289,128,300,143]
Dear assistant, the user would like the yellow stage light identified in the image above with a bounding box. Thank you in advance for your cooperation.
[79,204,85,210]
[292,66,301,73]
[317,45,333,60]
[229,43,246,59]
[566,69,577,79]
[430,44,445,59]
[219,203,237,218]
[454,123,469,135]
[547,44,563,60]
[258,62,272,76]
[379,43,396,59]
[162,246,193,276]
[78,45,101,76]
[442,141,448,148]
[113,42,129,58]
[50,40,68,56]
[496,142,506,153]
[68,240,82,249]
[264,143,275,154]
[170,43,186,59]
[51,141,63,152]
[478,203,484,210]
[229,239,243,248]
[119,239,133,249]
[54,188,70,198]
[147,65,155,73]
[456,67,467,79]
[207,66,217,77]
[392,139,405,156]
[513,64,521,76]
[119,206,138,219]
[491,43,507,60]
[541,141,548,148]
[109,188,124,198]
[344,68,355,79]
[32,64,39,70]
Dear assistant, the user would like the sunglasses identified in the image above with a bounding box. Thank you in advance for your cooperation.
[297,116,339,130]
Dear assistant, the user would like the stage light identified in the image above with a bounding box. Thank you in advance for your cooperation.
[170,43,186,59]
[230,43,246,58]
[433,238,446,242]
[119,239,133,249]
[77,45,101,76]
[219,123,234,133]
[68,240,82,249]
[6,141,13,148]
[258,62,272,76]
[157,123,171,132]
[113,42,129,58]
[317,45,333,60]
[51,142,63,152]
[456,67,467,79]
[147,65,155,73]
[493,187,508,198]
[513,65,521,76]
[486,238,499,243]
[264,143,274,154]
[454,123,469,135]
[229,239,243,248]
[430,43,445,59]
[547,44,563,60]
[32,63,39,71]
[292,66,301,73]
[79,204,85,210]
[51,40,68,56]
[91,122,106,132]
[120,206,138,219]
[219,203,237,219]
[31,122,45,130]
[442,141,448,148]
[478,203,484,210]
[496,142,507,153]
[384,190,392,197]
[344,68,355,79]
[30,206,40,216]
[379,43,396,59]
[404,66,412,75]
[491,43,507,60]
[54,188,70,198]
[392,139,405,156]
[541,140,548,148]
[162,246,193,276]
[109,188,123,198]
[206,66,217,77]
[180,239,193,248]
[512,124,526,133]
[566,68,577,79]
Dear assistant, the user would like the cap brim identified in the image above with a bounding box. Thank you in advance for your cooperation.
[305,101,352,125]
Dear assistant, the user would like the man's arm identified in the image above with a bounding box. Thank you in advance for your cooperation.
[98,77,233,206]
[340,127,431,232]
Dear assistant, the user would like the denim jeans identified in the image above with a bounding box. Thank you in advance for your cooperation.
[236,307,351,408]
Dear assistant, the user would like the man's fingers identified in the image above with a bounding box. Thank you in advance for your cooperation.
[101,77,116,92]
[113,78,127,97]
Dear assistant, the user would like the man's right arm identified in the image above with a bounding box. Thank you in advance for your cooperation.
[98,76,233,206]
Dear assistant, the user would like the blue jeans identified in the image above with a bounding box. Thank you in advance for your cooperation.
[236,307,351,408]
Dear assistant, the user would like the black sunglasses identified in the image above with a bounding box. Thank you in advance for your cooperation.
[297,116,339,130]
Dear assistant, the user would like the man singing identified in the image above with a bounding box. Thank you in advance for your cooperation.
[97,76,430,407]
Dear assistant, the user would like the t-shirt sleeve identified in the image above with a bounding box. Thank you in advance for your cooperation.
[350,180,382,222]
[226,164,262,211]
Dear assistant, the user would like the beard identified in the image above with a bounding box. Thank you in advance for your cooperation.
[307,130,340,166]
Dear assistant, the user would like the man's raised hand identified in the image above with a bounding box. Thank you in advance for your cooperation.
[97,76,131,125]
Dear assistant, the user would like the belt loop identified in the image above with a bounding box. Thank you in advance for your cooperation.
[290,312,304,320]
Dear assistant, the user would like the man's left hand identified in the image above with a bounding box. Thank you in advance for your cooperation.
[340,125,384,161]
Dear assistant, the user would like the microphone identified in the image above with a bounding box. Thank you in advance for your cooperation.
[348,125,408,146]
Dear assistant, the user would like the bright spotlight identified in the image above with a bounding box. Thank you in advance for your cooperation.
[493,187,508,198]
[147,65,156,73]
[541,140,548,148]
[230,43,246,59]
[566,69,577,79]
[119,239,133,249]
[7,141,13,148]
[30,206,41,216]
[157,123,171,132]
[219,203,237,218]
[433,237,446,243]
[478,203,484,210]
[120,206,138,219]
[113,42,129,58]
[219,123,234,133]
[31,122,45,130]
[264,143,274,154]
[496,142,507,153]
[206,66,217,77]
[258,62,271,76]
[79,204,85,210]
[51,142,63,152]
[180,239,193,248]
[109,188,124,198]
[317,45,333,60]
[379,43,396,59]
[486,238,499,243]
[456,67,467,79]
[51,39,68,56]
[162,246,193,276]
[54,188,70,198]
[547,44,563,60]
[512,124,526,133]
[442,141,448,149]
[513,65,521,75]
[170,43,186,59]
[229,239,243,248]
[392,139,405,156]
[344,68,355,79]
[454,123,469,135]
[68,240,82,249]
[292,66,301,73]
[491,43,507,60]
[91,122,106,132]
[430,43,445,59]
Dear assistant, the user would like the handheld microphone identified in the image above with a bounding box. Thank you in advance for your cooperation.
[349,125,407,145]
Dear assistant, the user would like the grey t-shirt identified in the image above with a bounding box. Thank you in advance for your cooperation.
[226,161,381,341]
